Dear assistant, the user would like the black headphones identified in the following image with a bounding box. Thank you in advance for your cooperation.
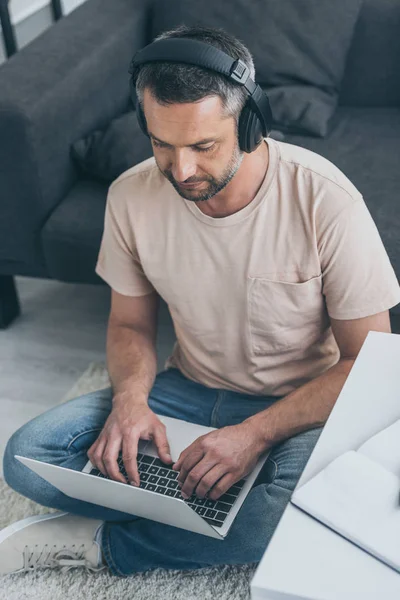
[128,38,273,153]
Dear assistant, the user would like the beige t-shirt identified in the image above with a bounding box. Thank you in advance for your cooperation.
[95,138,400,396]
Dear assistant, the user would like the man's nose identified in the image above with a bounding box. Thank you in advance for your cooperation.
[171,150,197,182]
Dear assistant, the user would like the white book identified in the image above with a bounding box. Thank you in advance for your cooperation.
[291,418,400,573]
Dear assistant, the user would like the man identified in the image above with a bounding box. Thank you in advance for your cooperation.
[1,25,400,578]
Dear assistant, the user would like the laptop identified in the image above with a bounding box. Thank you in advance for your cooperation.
[15,412,270,540]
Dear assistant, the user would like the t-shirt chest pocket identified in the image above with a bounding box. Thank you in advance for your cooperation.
[247,274,326,355]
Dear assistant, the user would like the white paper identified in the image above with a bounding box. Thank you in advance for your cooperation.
[291,450,400,572]
[357,418,400,478]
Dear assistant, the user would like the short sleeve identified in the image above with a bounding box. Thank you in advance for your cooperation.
[320,196,400,319]
[95,187,156,296]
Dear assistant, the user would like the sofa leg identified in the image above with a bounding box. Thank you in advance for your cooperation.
[0,275,21,329]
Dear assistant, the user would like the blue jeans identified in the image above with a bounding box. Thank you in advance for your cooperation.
[3,368,323,577]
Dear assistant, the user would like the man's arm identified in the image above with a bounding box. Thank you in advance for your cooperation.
[87,288,177,484]
[106,289,160,405]
[244,310,392,451]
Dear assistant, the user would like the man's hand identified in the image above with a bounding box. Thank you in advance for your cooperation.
[172,421,266,501]
[87,395,173,486]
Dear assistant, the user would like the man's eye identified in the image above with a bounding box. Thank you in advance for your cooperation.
[152,140,214,153]
[152,140,168,149]
[195,145,214,153]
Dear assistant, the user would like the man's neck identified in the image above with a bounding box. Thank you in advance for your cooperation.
[195,140,269,219]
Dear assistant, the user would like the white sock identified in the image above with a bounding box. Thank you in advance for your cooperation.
[94,522,105,566]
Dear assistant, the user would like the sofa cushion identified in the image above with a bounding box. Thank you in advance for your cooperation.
[284,107,400,303]
[151,0,363,137]
[41,179,108,283]
[70,111,154,183]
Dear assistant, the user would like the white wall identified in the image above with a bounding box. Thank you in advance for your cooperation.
[9,0,88,24]
[0,0,88,64]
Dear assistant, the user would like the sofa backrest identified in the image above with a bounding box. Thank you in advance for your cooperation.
[339,0,400,106]
[150,0,399,108]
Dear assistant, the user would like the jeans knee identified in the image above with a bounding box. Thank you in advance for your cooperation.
[3,424,47,495]
[3,427,29,489]
[268,426,324,493]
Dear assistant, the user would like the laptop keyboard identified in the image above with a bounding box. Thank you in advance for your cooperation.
[89,451,247,528]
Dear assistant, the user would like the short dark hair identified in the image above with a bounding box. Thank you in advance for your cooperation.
[135,25,256,124]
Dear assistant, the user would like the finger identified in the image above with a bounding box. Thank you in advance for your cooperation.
[192,464,229,499]
[176,449,204,485]
[152,426,173,464]
[179,454,216,499]
[89,436,108,477]
[172,446,192,471]
[173,436,205,471]
[87,440,98,466]
[206,470,236,501]
[122,432,140,486]
[102,436,126,484]
[172,455,183,471]
[172,450,188,476]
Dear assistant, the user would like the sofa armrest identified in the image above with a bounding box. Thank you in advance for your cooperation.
[0,0,151,272]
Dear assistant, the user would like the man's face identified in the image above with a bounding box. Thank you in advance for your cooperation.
[142,88,244,202]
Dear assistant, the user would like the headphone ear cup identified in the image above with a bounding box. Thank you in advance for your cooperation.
[136,98,149,138]
[238,99,264,153]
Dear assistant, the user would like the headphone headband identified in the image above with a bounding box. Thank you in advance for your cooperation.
[129,38,252,89]
[128,37,273,152]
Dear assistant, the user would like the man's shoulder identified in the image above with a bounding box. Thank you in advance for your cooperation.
[275,139,361,201]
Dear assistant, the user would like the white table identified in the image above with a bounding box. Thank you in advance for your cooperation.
[251,331,400,600]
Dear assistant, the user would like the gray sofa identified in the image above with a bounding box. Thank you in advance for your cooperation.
[0,0,399,328]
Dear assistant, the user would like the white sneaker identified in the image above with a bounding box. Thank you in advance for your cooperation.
[0,511,107,576]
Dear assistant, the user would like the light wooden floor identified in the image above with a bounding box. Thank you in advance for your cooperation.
[0,276,176,478]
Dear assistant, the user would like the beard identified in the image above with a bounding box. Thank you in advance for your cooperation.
[158,142,244,202]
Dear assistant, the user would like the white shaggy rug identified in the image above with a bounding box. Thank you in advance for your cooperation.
[0,363,258,599]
